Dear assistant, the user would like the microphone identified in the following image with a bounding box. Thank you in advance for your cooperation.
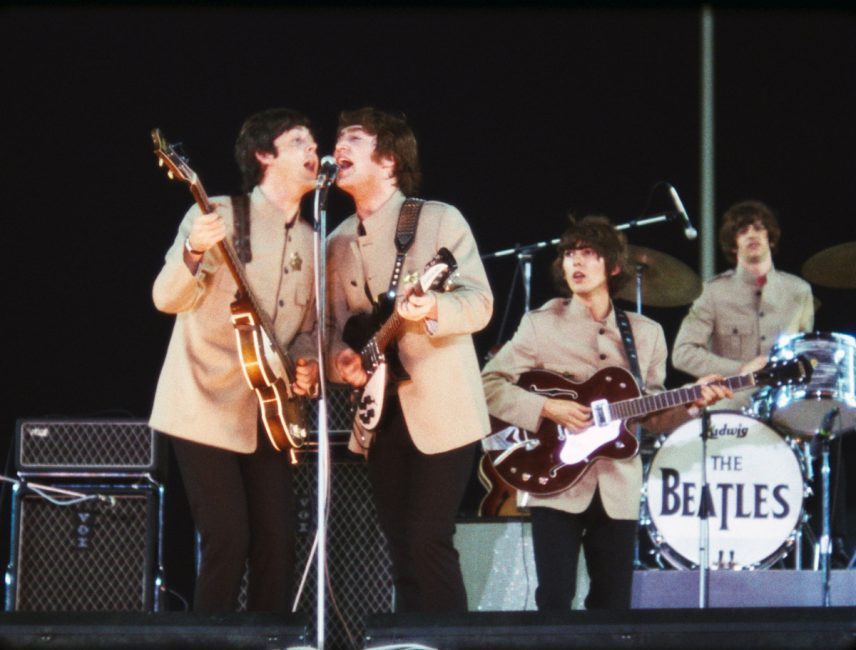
[316,155,339,189]
[667,183,698,240]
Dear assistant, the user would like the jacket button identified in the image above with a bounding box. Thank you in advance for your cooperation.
[599,353,607,360]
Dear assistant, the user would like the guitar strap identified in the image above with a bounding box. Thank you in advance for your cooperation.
[231,194,252,264]
[614,305,645,391]
[388,197,425,296]
[364,197,425,305]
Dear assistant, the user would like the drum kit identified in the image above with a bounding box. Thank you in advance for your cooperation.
[617,241,856,574]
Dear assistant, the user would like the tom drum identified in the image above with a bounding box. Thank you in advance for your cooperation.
[764,332,856,437]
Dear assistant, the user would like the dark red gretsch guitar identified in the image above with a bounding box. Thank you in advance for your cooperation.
[481,355,813,497]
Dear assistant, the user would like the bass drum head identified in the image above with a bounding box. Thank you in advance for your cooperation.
[644,412,804,570]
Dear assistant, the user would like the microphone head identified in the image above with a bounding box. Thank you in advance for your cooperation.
[316,155,339,189]
[685,226,698,240]
[320,155,338,173]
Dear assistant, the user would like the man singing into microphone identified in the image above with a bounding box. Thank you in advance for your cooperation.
[672,200,814,409]
[150,108,320,612]
[326,107,493,612]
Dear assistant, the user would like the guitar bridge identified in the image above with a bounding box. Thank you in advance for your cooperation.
[591,399,611,427]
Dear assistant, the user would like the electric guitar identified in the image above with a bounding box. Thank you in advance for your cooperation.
[152,128,308,461]
[342,248,457,433]
[481,355,813,497]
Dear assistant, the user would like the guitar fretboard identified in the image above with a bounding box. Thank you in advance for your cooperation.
[608,373,756,420]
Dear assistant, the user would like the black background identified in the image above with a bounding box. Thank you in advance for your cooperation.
[2,5,854,607]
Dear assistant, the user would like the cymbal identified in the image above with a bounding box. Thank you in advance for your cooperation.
[802,241,856,289]
[614,245,702,307]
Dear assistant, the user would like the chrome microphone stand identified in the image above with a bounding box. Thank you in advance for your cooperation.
[698,407,712,608]
[308,169,335,650]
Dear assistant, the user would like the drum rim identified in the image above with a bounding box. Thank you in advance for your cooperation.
[640,515,801,571]
[641,410,806,570]
[772,330,856,350]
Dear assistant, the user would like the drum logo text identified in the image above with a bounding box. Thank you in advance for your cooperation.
[659,467,790,530]
[704,422,749,439]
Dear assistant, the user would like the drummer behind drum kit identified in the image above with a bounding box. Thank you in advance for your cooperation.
[637,241,856,571]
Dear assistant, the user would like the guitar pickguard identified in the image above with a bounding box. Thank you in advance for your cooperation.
[557,420,623,465]
[357,364,388,430]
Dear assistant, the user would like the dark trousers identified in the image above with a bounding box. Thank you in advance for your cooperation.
[171,428,295,612]
[530,489,637,611]
[367,396,476,613]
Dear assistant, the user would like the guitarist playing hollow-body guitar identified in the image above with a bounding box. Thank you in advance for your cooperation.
[148,109,319,613]
[481,216,733,612]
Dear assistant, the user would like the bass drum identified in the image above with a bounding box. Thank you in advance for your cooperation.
[764,331,856,437]
[643,412,805,570]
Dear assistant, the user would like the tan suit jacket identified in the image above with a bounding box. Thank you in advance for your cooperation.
[326,190,493,455]
[672,265,813,410]
[149,187,317,453]
[482,298,693,520]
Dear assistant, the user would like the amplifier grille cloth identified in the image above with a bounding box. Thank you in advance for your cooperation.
[17,420,156,471]
[13,490,155,611]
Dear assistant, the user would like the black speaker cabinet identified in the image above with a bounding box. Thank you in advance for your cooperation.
[291,453,394,650]
[226,450,393,649]
[6,484,161,612]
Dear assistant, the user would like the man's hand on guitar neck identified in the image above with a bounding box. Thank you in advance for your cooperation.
[397,287,438,323]
[334,348,368,388]
[188,208,227,253]
[691,373,734,409]
[184,209,227,270]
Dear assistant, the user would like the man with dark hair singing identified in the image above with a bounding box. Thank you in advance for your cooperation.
[326,107,493,612]
[482,216,729,610]
[150,108,320,611]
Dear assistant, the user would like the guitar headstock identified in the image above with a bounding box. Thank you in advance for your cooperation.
[151,128,198,187]
[418,247,459,293]
[754,354,815,388]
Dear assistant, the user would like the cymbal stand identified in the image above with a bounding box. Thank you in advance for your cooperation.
[818,407,840,607]
[698,407,711,608]
[631,262,647,315]
[482,241,551,335]
[792,440,815,570]
[820,435,832,606]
